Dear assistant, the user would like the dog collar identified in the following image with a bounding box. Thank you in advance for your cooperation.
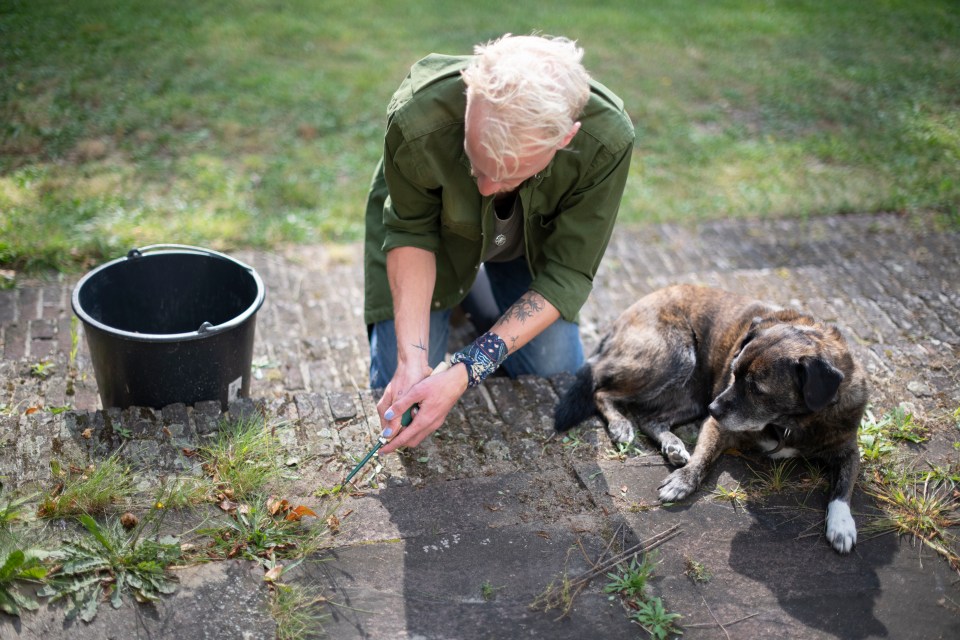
[768,425,792,454]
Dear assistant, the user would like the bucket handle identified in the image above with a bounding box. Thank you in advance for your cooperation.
[127,244,256,272]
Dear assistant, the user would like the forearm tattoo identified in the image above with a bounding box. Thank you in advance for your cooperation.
[507,291,545,324]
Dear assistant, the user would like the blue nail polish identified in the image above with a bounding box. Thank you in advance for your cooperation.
[384,408,395,420]
[382,428,393,438]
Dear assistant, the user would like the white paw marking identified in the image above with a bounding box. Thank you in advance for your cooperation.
[826,499,857,554]
[769,448,799,459]
[663,442,690,466]
[658,469,697,503]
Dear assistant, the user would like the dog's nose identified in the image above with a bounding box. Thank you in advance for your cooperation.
[708,400,723,420]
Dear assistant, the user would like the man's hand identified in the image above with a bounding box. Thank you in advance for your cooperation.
[378,363,469,454]
[376,358,430,436]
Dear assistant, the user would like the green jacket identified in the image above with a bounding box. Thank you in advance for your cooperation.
[363,54,634,325]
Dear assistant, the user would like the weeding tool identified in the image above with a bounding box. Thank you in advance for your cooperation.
[340,362,449,489]
[340,407,414,488]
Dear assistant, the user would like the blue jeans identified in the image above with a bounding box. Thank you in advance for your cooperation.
[368,257,584,388]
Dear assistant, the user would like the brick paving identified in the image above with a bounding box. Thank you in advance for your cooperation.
[1,212,959,639]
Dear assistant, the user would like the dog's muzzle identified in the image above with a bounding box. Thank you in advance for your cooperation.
[708,393,767,432]
[707,397,727,422]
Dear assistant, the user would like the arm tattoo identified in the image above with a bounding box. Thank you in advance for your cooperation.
[411,339,427,353]
[508,292,545,324]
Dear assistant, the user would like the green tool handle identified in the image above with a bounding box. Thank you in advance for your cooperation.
[342,438,384,486]
[341,406,414,488]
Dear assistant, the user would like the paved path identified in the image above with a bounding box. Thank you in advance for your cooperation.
[1,212,958,639]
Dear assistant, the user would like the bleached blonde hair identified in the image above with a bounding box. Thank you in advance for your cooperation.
[462,34,591,178]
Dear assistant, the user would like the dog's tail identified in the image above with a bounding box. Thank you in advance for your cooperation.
[554,363,598,432]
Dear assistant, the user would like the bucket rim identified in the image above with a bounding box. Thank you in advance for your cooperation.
[70,245,266,343]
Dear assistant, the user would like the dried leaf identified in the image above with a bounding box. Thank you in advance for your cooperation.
[26,406,40,415]
[267,496,290,516]
[284,505,318,522]
[263,565,283,583]
[218,499,239,513]
[326,514,341,534]
[267,496,281,515]
[162,427,172,438]
[120,513,139,530]
[81,428,93,439]
[182,448,197,458]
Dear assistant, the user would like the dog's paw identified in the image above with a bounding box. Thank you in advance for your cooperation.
[608,419,636,444]
[826,499,857,554]
[658,467,699,503]
[661,437,690,466]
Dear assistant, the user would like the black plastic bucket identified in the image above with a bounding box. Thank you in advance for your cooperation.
[71,244,266,410]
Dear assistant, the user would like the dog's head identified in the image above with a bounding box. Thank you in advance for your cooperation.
[707,319,846,432]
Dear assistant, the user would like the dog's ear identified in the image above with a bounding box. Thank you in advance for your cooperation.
[736,317,764,354]
[797,356,844,411]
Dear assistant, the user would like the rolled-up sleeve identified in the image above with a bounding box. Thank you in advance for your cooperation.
[380,124,443,255]
[530,139,633,322]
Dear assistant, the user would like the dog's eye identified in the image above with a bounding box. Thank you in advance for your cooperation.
[749,379,767,395]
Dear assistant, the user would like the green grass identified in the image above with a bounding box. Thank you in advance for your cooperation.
[863,466,960,572]
[1,0,958,272]
[38,454,135,519]
[199,415,283,500]
[270,580,331,640]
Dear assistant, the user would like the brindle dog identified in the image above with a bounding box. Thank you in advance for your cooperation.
[555,284,869,553]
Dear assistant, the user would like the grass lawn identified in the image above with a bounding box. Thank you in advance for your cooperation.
[1,0,958,272]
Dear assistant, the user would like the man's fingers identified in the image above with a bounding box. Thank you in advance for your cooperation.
[379,412,434,454]
[379,424,414,454]
[384,398,417,425]
[382,429,428,454]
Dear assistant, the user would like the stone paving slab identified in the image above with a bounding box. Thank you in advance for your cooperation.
[1,212,958,639]
[295,517,639,639]
[577,458,960,639]
[7,560,275,640]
